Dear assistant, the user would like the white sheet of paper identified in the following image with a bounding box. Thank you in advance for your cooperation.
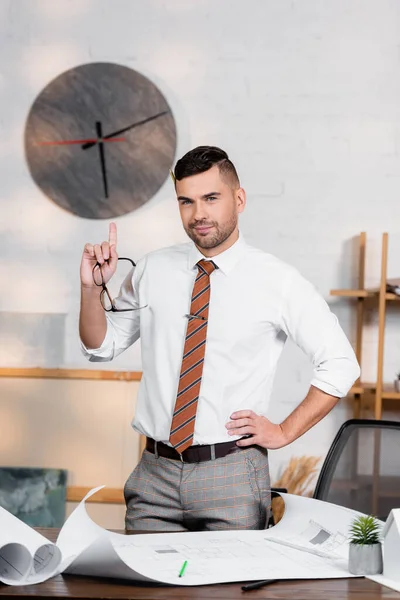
[56,485,108,572]
[0,486,374,587]
[106,528,353,585]
[64,535,156,583]
[0,506,61,585]
[367,574,400,593]
[266,494,370,560]
[59,491,363,586]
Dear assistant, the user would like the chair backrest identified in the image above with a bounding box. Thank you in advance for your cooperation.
[0,467,67,527]
[313,419,400,520]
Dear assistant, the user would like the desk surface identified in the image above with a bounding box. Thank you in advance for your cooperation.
[0,529,397,600]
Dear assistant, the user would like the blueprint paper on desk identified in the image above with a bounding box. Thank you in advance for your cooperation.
[265,493,364,560]
[0,486,369,587]
[0,505,62,585]
[101,493,364,585]
[367,575,400,593]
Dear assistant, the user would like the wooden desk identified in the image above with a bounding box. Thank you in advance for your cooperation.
[0,529,397,600]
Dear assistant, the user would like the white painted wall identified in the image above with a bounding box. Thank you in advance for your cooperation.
[1,0,400,528]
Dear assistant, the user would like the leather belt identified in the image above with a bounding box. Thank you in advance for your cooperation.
[145,437,245,463]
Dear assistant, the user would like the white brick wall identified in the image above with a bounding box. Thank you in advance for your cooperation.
[1,0,400,527]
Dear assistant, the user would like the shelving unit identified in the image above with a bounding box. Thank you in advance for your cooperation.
[331,232,400,419]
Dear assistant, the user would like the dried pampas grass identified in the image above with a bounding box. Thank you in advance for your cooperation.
[271,455,321,524]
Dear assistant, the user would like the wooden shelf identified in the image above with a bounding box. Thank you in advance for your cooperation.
[330,289,374,298]
[381,384,400,400]
[352,383,400,400]
[330,232,400,418]
[349,382,375,395]
[348,381,400,400]
[0,367,142,381]
[330,289,400,300]
[332,289,400,302]
[67,486,124,504]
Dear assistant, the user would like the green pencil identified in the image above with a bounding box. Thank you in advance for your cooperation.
[178,560,188,577]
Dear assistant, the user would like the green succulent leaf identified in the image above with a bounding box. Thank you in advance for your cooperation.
[349,515,381,545]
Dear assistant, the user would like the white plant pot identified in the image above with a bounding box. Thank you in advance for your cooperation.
[394,379,400,392]
[348,543,383,575]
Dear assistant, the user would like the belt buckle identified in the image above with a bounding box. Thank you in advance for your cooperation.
[179,452,184,463]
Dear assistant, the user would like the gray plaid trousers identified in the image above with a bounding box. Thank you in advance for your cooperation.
[124,445,271,531]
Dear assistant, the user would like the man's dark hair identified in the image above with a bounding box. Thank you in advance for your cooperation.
[174,146,240,188]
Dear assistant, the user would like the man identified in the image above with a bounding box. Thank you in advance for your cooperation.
[79,146,360,532]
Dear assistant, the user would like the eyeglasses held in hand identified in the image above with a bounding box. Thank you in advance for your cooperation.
[92,257,147,312]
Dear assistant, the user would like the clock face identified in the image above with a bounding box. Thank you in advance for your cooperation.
[24,62,177,219]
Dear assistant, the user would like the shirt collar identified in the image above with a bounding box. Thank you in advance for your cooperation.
[188,232,246,275]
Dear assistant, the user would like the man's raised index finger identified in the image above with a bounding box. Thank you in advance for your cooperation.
[109,222,118,248]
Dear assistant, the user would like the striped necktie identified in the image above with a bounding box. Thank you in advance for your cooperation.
[169,259,218,453]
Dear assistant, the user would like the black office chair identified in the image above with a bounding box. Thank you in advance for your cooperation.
[313,419,400,521]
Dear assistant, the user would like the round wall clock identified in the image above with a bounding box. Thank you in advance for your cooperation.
[24,62,177,219]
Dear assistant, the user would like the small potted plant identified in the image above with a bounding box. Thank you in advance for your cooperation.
[395,371,400,393]
[348,515,383,575]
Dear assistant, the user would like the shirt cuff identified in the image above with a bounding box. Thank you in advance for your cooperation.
[310,353,360,398]
[310,368,360,399]
[310,378,345,398]
[80,325,115,362]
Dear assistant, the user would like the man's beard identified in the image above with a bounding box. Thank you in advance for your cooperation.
[185,214,237,250]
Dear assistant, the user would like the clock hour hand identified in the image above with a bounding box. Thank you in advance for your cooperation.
[96,121,109,198]
[81,110,169,150]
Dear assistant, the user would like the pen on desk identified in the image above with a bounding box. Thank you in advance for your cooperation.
[179,560,188,578]
[241,578,280,591]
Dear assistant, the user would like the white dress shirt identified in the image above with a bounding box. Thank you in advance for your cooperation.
[82,234,360,445]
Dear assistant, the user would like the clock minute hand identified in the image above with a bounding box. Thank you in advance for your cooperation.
[81,110,169,150]
[105,110,169,139]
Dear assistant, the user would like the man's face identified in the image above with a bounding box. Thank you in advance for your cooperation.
[176,165,245,251]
